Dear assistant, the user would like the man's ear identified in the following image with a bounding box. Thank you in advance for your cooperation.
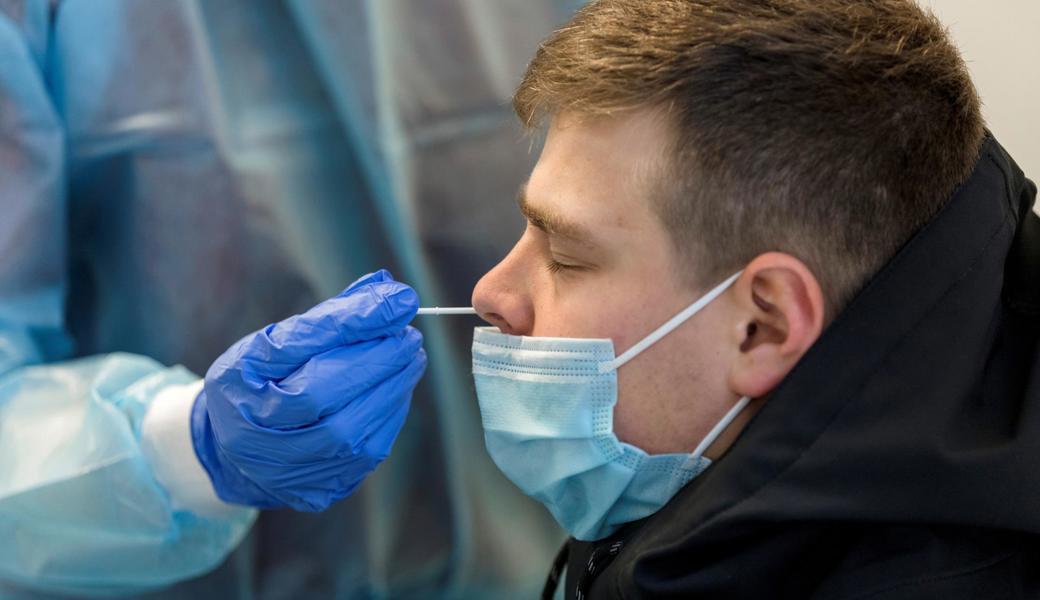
[727,252,825,398]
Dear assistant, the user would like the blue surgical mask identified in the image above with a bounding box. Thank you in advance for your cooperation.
[472,272,750,541]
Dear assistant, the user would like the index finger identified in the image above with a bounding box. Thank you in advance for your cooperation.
[249,278,420,368]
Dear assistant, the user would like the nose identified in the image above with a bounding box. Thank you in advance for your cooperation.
[471,243,535,335]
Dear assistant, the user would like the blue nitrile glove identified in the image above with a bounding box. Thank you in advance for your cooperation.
[191,270,427,512]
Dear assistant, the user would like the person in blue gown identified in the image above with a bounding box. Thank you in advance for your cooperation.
[0,1,579,597]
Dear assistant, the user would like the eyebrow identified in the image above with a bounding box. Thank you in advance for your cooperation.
[516,183,596,246]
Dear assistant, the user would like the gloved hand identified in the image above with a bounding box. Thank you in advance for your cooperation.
[191,270,427,512]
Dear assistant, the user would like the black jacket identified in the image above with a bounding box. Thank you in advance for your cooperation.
[554,135,1040,599]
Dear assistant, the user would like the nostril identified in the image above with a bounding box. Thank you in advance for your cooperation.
[482,312,511,332]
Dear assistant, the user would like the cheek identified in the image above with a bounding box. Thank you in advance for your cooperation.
[529,277,646,340]
[609,305,733,453]
[612,335,702,452]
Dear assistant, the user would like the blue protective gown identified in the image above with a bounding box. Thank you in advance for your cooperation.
[0,1,577,597]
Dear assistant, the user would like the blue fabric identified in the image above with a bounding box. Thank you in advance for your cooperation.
[0,355,257,596]
[0,0,575,597]
[194,270,426,512]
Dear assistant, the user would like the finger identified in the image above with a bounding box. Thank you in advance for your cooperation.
[244,280,419,370]
[247,327,424,429]
[278,385,417,514]
[329,348,426,458]
[356,370,416,462]
[228,350,426,464]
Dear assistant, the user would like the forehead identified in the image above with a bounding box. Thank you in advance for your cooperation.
[524,109,672,236]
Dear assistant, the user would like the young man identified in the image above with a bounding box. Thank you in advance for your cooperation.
[471,0,1040,597]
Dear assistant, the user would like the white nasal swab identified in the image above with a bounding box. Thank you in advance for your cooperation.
[416,307,478,315]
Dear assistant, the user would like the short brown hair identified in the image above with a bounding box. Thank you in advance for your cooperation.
[515,0,984,313]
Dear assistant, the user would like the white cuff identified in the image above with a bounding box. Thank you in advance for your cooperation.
[140,379,245,519]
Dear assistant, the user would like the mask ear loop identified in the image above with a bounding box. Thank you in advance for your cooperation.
[597,271,743,374]
[689,395,752,460]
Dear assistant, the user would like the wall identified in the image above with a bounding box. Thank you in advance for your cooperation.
[921,0,1040,183]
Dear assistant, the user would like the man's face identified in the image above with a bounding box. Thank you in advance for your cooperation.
[472,109,743,455]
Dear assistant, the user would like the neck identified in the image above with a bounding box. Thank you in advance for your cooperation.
[701,396,764,460]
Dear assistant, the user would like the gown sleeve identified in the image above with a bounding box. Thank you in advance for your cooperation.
[0,5,256,596]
